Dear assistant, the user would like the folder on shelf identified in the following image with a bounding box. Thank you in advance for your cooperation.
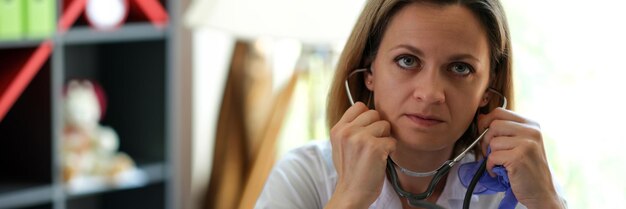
[26,0,57,38]
[0,0,25,40]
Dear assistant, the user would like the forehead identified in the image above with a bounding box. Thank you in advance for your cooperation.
[379,3,489,61]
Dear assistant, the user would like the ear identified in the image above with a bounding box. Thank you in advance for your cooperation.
[479,91,490,107]
[364,71,374,91]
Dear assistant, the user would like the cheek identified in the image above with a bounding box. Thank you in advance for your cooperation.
[449,93,483,127]
[372,78,408,116]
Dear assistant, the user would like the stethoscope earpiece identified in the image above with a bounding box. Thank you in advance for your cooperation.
[344,68,370,106]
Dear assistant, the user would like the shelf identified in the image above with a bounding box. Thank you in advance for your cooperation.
[0,22,166,49]
[0,0,175,208]
[65,163,166,198]
[0,39,47,50]
[0,184,53,209]
[66,182,166,209]
[63,23,167,45]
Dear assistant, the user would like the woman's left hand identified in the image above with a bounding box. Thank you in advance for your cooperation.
[478,108,564,209]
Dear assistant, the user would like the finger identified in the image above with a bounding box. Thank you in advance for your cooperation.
[351,110,381,127]
[481,120,528,154]
[481,120,540,155]
[481,119,519,153]
[379,137,397,157]
[364,120,391,137]
[487,136,519,153]
[477,108,529,133]
[485,149,516,177]
[338,102,370,125]
[331,103,376,156]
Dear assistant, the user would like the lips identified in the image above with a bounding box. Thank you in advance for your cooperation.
[405,113,445,127]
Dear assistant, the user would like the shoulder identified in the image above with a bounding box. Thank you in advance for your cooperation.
[255,140,336,209]
[274,140,335,180]
[284,140,333,166]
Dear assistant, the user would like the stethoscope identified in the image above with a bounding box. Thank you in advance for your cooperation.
[345,68,508,209]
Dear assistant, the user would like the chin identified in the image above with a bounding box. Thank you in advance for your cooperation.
[394,132,455,152]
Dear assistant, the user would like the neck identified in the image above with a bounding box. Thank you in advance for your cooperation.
[389,145,453,196]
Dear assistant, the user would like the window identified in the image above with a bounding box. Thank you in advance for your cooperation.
[503,0,626,207]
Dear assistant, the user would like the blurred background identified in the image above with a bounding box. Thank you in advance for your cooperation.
[1,0,625,209]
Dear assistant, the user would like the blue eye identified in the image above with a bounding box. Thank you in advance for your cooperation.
[449,63,473,76]
[395,55,420,69]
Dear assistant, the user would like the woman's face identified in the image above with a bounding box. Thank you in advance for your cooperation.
[365,3,491,153]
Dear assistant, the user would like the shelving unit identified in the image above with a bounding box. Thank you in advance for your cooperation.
[63,23,166,45]
[0,0,177,208]
[0,40,45,49]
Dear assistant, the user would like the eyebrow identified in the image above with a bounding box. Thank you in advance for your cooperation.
[391,44,425,57]
[390,44,483,64]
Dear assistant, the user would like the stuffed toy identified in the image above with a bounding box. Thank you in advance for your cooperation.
[62,80,139,189]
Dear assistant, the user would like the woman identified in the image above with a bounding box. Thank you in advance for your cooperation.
[255,0,566,208]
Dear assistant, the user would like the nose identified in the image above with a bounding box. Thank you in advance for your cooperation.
[412,68,446,105]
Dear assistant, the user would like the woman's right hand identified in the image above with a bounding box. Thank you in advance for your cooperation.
[325,102,397,209]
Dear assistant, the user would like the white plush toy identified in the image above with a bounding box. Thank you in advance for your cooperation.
[62,80,137,188]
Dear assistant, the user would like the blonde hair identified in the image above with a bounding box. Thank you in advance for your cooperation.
[326,0,515,155]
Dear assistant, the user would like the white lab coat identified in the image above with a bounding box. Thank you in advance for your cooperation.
[255,140,565,209]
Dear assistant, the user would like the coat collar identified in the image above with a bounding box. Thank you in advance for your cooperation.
[369,154,481,209]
